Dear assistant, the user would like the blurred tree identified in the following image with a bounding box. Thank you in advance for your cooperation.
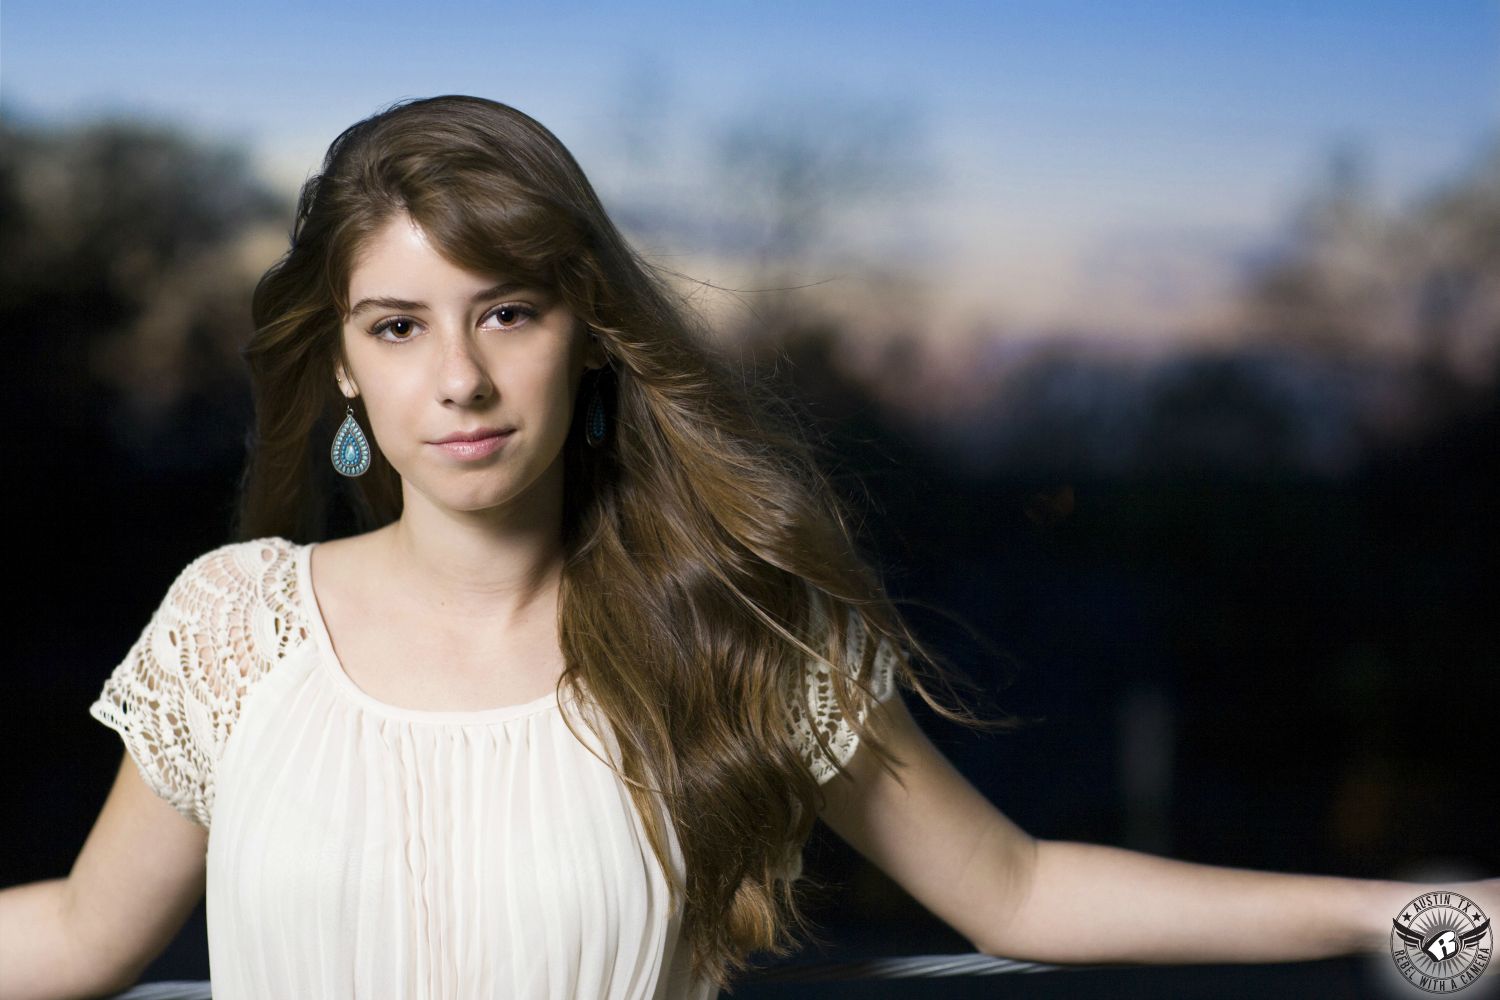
[709,90,938,344]
[1237,139,1402,357]
[1404,137,1500,386]
[1235,134,1500,391]
[0,113,285,469]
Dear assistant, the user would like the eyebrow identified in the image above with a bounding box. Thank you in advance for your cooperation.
[347,281,531,319]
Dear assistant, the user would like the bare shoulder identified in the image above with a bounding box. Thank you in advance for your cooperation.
[306,529,391,616]
[309,528,387,581]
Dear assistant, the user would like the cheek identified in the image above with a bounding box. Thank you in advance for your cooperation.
[516,349,578,403]
[356,373,423,446]
[554,363,589,420]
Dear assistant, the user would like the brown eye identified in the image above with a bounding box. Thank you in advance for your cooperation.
[370,317,418,342]
[486,304,539,329]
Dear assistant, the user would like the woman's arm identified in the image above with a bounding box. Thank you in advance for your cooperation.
[817,694,1497,965]
[987,839,1446,964]
[0,751,208,999]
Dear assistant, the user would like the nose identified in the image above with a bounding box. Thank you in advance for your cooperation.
[433,323,495,405]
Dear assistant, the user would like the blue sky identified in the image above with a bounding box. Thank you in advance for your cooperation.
[4,0,1496,344]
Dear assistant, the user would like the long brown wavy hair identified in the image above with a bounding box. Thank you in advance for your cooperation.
[234,94,1016,990]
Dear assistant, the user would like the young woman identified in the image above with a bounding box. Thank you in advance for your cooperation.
[0,95,1493,1000]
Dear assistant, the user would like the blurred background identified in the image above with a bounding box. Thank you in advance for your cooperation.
[3,1,1497,996]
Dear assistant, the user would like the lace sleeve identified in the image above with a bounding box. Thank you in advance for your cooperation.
[87,539,286,829]
[787,592,901,785]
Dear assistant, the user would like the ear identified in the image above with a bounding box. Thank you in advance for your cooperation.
[334,362,359,398]
[583,328,608,372]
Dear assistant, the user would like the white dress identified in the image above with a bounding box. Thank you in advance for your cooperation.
[89,537,898,999]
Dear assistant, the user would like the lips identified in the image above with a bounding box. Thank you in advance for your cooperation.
[430,427,513,444]
[429,429,514,461]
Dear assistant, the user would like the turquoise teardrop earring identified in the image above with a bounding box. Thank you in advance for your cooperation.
[331,402,372,477]
[585,380,608,448]
[584,333,609,449]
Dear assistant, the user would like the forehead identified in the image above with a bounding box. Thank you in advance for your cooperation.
[349,215,449,282]
[346,214,516,304]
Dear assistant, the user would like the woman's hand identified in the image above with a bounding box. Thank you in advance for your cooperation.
[1353,876,1497,954]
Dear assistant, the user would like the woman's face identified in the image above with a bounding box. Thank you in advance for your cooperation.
[337,210,604,519]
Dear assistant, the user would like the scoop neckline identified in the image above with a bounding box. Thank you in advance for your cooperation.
[297,541,570,725]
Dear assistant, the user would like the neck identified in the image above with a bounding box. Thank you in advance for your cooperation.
[375,477,566,633]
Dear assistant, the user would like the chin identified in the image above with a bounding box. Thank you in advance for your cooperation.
[399,472,514,514]
[444,488,519,514]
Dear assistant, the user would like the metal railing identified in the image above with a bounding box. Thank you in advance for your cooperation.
[106,954,1074,998]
